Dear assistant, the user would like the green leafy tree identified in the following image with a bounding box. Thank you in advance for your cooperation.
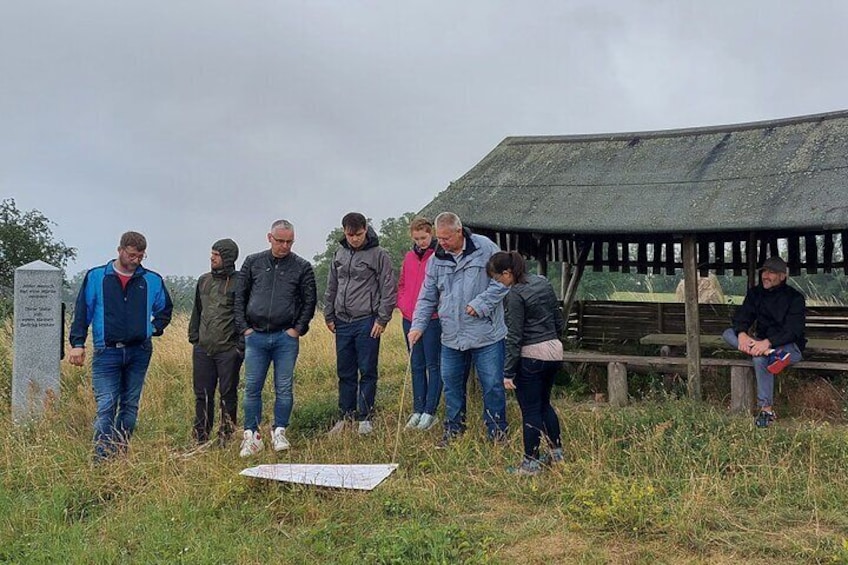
[163,275,198,314]
[63,270,87,314]
[376,212,417,271]
[0,198,77,316]
[312,226,344,308]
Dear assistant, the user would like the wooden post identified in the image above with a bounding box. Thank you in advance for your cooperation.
[537,236,549,276]
[730,366,755,415]
[607,362,628,408]
[747,232,757,288]
[560,261,571,301]
[682,234,702,400]
[561,243,591,320]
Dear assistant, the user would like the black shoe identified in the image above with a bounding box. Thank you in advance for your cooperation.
[436,431,461,449]
[755,410,776,428]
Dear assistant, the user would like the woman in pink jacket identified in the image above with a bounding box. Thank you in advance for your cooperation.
[398,217,442,430]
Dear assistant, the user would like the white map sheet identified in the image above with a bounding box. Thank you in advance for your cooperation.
[240,463,398,491]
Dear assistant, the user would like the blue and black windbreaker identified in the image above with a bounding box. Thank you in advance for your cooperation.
[69,261,173,348]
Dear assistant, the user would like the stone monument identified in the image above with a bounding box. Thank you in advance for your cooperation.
[12,260,63,422]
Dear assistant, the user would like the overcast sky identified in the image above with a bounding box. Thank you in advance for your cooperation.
[2,1,847,277]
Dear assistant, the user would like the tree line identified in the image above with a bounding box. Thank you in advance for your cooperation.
[3,200,847,319]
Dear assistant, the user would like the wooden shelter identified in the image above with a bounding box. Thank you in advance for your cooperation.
[419,110,848,399]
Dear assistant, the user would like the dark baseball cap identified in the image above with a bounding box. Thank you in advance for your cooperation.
[759,256,787,274]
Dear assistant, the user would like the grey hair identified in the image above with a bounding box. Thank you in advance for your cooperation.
[270,219,294,232]
[434,212,462,231]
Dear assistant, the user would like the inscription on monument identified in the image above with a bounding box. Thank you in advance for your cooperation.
[17,284,59,328]
[12,261,63,422]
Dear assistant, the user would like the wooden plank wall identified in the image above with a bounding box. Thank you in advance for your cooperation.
[476,228,848,276]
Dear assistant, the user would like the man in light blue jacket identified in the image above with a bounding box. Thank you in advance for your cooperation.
[408,212,509,446]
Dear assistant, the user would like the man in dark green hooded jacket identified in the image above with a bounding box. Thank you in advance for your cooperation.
[188,238,242,445]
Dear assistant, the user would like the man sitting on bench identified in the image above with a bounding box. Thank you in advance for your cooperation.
[721,256,806,428]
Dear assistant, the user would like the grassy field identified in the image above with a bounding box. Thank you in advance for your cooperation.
[2,315,848,564]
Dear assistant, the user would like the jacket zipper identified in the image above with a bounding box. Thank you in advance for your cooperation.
[340,249,354,320]
[268,258,278,330]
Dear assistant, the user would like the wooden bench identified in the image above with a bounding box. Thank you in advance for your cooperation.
[564,301,848,413]
[639,333,848,356]
[562,350,848,413]
[568,301,848,348]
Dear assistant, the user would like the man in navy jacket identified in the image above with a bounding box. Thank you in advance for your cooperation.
[69,231,173,460]
[722,256,806,428]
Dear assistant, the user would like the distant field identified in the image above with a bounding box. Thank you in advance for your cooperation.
[607,291,841,307]
[608,291,745,304]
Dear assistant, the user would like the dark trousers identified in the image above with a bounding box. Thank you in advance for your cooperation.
[192,345,242,442]
[335,316,380,421]
[514,358,562,460]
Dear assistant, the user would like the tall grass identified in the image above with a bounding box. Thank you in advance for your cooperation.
[2,315,848,563]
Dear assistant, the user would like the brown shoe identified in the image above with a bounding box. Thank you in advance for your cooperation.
[327,420,349,436]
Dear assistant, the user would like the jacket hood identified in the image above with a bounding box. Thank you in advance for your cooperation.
[212,238,239,275]
[339,225,380,251]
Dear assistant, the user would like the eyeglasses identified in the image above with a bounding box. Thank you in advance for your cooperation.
[270,236,294,244]
[435,229,461,243]
[121,249,147,261]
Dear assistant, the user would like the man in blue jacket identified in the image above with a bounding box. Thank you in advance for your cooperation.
[69,231,173,460]
[408,212,509,446]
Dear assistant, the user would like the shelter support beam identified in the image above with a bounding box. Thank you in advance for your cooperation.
[561,242,591,321]
[682,234,702,400]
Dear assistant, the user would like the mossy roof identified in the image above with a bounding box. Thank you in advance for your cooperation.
[420,110,848,236]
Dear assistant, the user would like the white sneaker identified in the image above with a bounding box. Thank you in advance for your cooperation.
[238,430,264,458]
[416,413,439,430]
[358,420,373,435]
[272,427,290,451]
[405,413,422,429]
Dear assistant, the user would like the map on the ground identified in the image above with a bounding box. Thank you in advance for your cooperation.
[240,463,398,490]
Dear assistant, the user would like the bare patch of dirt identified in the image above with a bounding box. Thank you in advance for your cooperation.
[789,377,845,421]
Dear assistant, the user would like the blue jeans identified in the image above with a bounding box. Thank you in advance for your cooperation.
[403,318,443,415]
[91,341,153,459]
[721,328,803,409]
[243,330,299,431]
[441,340,507,438]
[335,316,380,421]
[514,358,562,460]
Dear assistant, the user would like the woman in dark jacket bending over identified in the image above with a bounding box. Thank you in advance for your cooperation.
[487,251,564,476]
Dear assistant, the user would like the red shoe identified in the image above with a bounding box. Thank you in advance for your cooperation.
[767,349,791,375]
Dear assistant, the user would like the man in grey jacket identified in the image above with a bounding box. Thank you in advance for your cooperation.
[408,212,509,446]
[324,212,397,435]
